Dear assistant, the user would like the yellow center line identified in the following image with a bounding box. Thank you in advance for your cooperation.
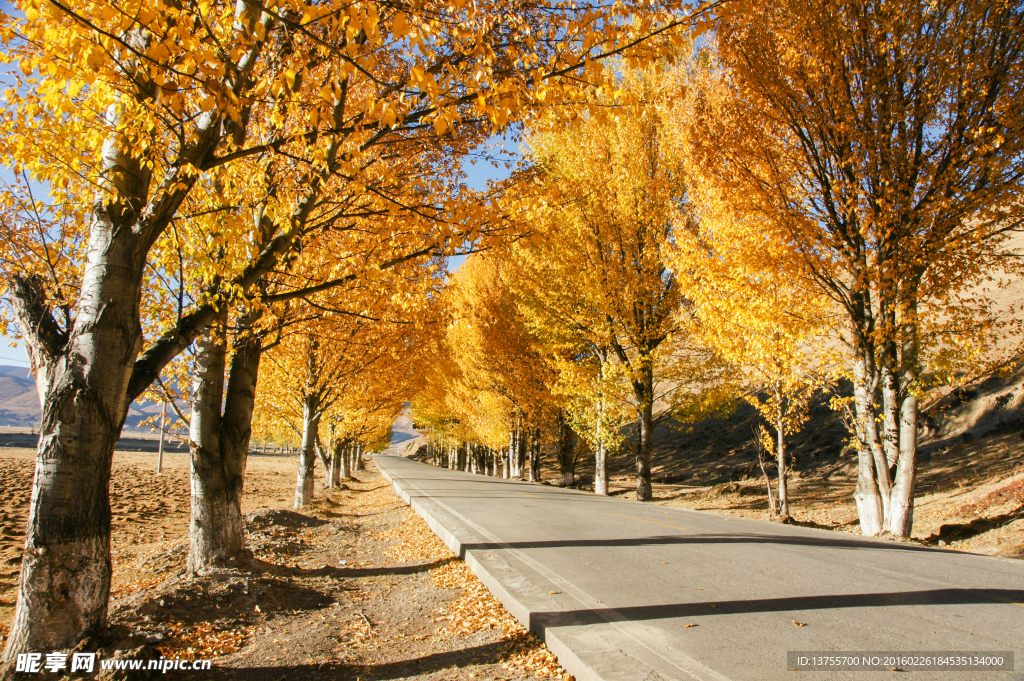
[611,512,692,532]
[516,491,547,499]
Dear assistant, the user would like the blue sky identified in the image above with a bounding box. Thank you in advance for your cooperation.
[448,132,521,272]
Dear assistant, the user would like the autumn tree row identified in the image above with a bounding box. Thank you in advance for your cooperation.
[0,0,708,662]
[414,0,1024,547]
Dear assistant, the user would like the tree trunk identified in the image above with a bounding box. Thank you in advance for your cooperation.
[331,441,343,486]
[4,214,151,657]
[889,393,918,536]
[757,437,778,515]
[629,352,656,501]
[317,441,331,486]
[529,428,541,482]
[879,299,901,473]
[353,443,364,472]
[186,311,256,574]
[636,389,654,501]
[507,427,516,479]
[775,407,789,518]
[516,426,524,477]
[852,348,885,536]
[594,349,609,495]
[340,441,352,481]
[557,410,575,486]
[595,405,608,496]
[294,396,320,509]
[187,319,228,574]
[882,364,901,472]
[889,305,920,538]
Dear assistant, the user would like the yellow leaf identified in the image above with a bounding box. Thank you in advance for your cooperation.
[392,12,409,38]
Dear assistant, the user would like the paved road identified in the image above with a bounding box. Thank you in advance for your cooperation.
[375,454,1023,681]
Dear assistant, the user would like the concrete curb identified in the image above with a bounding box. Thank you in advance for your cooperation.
[375,455,729,681]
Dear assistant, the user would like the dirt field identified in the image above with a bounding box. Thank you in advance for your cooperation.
[0,448,569,680]
[0,446,294,632]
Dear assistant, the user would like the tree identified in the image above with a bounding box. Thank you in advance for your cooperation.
[447,255,558,470]
[684,0,1024,536]
[518,61,732,500]
[504,235,635,495]
[410,253,561,481]
[669,178,836,517]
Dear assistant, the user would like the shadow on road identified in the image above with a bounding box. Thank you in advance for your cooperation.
[528,588,1024,630]
[459,532,941,556]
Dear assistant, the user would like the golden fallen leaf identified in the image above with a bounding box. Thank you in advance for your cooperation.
[793,621,806,627]
[684,623,698,628]
[549,590,562,594]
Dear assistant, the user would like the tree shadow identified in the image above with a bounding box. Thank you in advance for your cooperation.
[196,639,514,680]
[314,507,401,519]
[528,588,1024,630]
[459,531,939,557]
[925,506,1024,544]
[260,557,456,580]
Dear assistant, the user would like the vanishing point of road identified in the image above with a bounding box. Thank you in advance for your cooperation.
[374,454,1023,681]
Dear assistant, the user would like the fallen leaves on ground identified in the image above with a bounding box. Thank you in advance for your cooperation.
[379,509,454,564]
[376,489,574,680]
[157,620,255,658]
[110,574,165,598]
[353,481,404,516]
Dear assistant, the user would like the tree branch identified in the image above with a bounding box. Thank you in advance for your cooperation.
[9,274,68,361]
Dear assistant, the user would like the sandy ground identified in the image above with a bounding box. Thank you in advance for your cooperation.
[0,448,570,680]
[0,446,296,633]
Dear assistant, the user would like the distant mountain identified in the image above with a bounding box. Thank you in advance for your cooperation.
[0,366,39,427]
[389,408,420,446]
[0,365,172,430]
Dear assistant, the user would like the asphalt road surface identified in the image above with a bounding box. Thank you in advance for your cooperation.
[375,454,1024,681]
